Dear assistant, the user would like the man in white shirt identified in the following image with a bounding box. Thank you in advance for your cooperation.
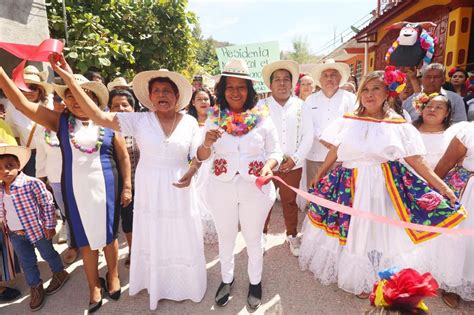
[403,63,467,123]
[258,60,313,256]
[304,59,356,185]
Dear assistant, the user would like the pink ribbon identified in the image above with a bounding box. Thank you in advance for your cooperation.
[0,39,64,91]
[256,176,474,236]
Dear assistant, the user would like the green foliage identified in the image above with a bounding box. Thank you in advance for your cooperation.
[46,0,198,80]
[283,37,322,64]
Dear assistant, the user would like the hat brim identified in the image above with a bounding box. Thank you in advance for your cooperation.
[0,146,31,171]
[23,79,54,95]
[132,70,192,111]
[311,63,350,88]
[53,81,109,110]
[219,73,260,83]
[107,82,132,91]
[262,60,300,89]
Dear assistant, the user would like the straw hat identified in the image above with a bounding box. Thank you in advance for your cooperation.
[220,58,259,82]
[262,60,300,89]
[107,77,132,91]
[310,59,350,87]
[0,144,31,171]
[53,74,109,109]
[22,65,53,94]
[132,69,192,111]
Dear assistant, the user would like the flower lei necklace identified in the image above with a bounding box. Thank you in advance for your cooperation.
[44,129,60,147]
[68,114,105,154]
[207,104,269,136]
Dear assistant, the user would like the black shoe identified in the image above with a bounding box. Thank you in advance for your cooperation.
[0,287,21,301]
[88,277,106,313]
[215,279,234,307]
[247,282,262,309]
[105,272,121,301]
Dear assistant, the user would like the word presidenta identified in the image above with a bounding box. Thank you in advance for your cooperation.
[219,46,271,68]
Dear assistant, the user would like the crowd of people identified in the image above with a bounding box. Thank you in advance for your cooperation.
[0,49,473,313]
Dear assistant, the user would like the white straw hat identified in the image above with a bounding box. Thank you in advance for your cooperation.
[220,58,259,82]
[262,60,300,89]
[53,74,109,110]
[310,59,350,88]
[132,69,192,111]
[0,144,31,171]
[107,77,132,91]
[22,65,53,94]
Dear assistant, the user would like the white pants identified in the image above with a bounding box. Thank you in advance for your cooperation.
[206,175,276,284]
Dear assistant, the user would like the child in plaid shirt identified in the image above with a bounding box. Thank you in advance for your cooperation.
[0,144,69,311]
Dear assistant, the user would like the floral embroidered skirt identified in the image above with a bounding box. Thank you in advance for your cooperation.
[300,161,467,295]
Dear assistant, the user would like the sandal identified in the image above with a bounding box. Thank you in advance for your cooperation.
[356,292,370,299]
[442,292,460,309]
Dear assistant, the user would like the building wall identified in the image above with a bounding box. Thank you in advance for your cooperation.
[343,54,365,82]
[0,0,50,73]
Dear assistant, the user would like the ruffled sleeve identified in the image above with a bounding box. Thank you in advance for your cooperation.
[453,121,474,148]
[395,123,426,158]
[320,117,345,146]
[116,112,146,137]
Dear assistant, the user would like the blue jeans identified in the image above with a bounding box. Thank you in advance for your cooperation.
[9,233,64,287]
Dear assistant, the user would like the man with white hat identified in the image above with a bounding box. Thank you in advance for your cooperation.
[304,59,356,185]
[258,60,313,257]
[107,77,132,92]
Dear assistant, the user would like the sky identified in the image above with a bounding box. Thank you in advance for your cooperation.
[187,0,376,55]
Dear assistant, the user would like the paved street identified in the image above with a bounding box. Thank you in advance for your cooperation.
[1,202,473,314]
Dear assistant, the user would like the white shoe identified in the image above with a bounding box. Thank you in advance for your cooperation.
[287,235,301,257]
[57,223,67,244]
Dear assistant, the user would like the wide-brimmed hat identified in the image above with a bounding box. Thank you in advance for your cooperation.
[22,65,53,94]
[262,60,300,89]
[311,59,350,87]
[220,58,259,82]
[0,144,31,171]
[132,69,192,111]
[53,74,109,109]
[107,77,132,91]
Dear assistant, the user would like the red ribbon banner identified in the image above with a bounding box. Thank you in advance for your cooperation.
[256,176,474,236]
[0,39,64,91]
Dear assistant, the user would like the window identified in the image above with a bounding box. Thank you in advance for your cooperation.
[355,60,363,80]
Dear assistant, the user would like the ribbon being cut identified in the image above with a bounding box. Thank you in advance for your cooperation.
[0,39,64,91]
[256,175,473,237]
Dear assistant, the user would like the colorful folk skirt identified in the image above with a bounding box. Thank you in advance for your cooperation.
[307,161,467,245]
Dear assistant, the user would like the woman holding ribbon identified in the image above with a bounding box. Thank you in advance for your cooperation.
[299,69,466,298]
[435,123,474,308]
[0,64,131,312]
[196,58,282,309]
[48,54,206,310]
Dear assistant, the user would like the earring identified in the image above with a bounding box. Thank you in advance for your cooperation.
[382,99,389,112]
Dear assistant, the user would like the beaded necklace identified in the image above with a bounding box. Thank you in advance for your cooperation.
[68,114,105,154]
[207,104,269,137]
[44,129,60,147]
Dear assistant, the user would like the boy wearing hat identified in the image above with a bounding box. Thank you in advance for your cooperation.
[258,60,314,256]
[0,144,69,311]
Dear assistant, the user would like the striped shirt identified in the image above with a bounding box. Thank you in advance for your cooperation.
[0,172,56,243]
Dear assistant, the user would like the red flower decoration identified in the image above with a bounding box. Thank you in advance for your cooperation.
[416,192,442,211]
[213,159,228,176]
[383,269,438,308]
[248,160,264,177]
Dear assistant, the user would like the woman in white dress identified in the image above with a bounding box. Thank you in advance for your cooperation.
[49,56,206,310]
[299,70,465,297]
[435,123,474,308]
[412,93,454,168]
[187,88,218,244]
[196,58,282,309]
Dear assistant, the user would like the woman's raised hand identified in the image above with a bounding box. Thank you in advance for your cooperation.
[48,53,74,81]
[203,128,223,148]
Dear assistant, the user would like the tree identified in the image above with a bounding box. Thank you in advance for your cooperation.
[284,37,322,64]
[46,0,198,79]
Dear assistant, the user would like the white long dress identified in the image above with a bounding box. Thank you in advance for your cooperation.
[195,125,218,244]
[299,114,465,295]
[117,112,206,310]
[443,121,474,301]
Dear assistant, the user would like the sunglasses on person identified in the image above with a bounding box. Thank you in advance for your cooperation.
[26,84,39,92]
